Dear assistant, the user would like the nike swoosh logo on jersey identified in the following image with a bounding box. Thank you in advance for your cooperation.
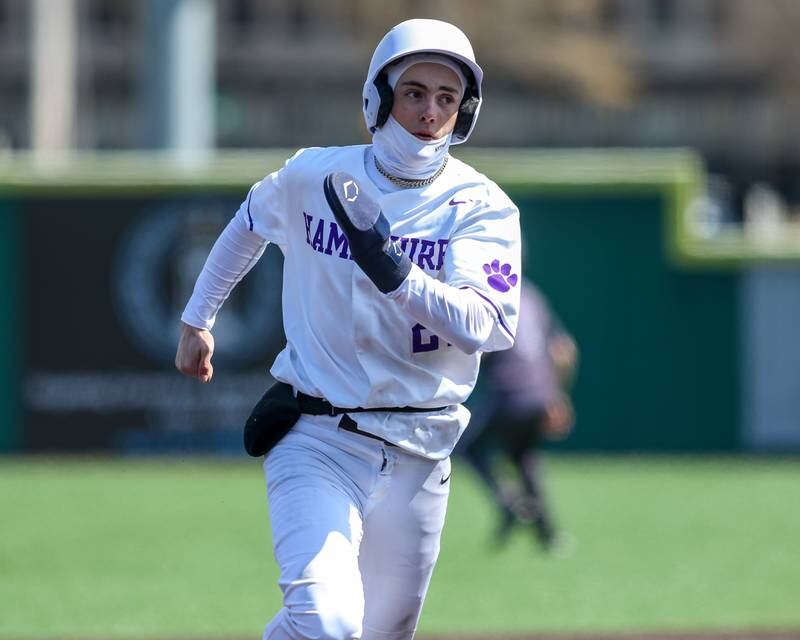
[449,198,467,206]
[440,472,451,484]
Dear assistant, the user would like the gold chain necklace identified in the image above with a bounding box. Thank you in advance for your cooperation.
[374,156,448,189]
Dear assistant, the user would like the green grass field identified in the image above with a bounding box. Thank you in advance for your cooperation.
[1,455,798,637]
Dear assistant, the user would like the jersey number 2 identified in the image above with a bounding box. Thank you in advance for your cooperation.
[412,323,451,353]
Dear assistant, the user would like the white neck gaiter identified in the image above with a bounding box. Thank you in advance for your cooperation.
[372,115,451,181]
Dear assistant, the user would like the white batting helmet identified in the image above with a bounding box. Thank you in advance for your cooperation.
[363,19,483,145]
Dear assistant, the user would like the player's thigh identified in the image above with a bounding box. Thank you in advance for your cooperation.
[359,453,451,639]
[264,431,368,628]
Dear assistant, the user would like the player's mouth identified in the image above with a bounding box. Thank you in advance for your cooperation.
[414,131,436,140]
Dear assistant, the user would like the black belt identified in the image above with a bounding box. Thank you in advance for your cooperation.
[295,391,446,417]
[338,414,395,447]
[296,392,447,448]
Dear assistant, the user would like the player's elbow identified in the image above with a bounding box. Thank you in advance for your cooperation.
[451,322,494,355]
[474,328,516,354]
[454,338,481,355]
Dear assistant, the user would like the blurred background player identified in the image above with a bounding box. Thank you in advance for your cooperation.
[457,276,578,553]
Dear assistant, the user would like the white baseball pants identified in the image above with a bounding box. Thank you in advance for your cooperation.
[261,414,451,640]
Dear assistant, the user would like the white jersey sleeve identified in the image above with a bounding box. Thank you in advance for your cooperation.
[387,265,495,354]
[180,216,266,329]
[443,183,521,351]
[181,149,308,328]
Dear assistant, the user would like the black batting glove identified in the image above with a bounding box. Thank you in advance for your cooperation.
[323,172,412,294]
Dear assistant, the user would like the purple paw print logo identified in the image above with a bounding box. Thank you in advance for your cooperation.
[483,259,518,292]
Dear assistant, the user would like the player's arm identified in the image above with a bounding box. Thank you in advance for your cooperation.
[175,212,267,382]
[176,152,298,381]
[549,333,579,387]
[324,172,516,355]
[386,266,495,354]
[544,305,579,388]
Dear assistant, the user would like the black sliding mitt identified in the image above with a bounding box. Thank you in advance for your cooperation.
[323,172,412,294]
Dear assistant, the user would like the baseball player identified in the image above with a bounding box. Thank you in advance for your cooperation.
[175,19,521,640]
[458,277,578,553]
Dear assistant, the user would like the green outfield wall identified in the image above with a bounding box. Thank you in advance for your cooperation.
[512,191,738,451]
[0,149,751,453]
[0,202,20,451]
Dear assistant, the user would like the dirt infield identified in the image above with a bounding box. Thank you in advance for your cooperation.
[33,633,799,640]
[156,632,800,640]
[135,632,800,640]
[417,633,800,640]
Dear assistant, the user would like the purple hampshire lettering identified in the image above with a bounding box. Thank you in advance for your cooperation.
[303,212,313,245]
[407,237,420,262]
[435,239,449,270]
[325,221,350,258]
[311,218,325,252]
[391,236,448,272]
[416,239,436,270]
[305,223,449,270]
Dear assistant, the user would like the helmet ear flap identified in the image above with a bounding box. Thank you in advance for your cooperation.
[453,88,480,142]
[373,71,395,130]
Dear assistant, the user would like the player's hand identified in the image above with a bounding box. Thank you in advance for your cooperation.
[541,394,574,441]
[175,322,215,383]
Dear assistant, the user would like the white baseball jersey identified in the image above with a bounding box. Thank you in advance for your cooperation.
[204,144,521,459]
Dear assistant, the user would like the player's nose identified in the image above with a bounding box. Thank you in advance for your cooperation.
[419,97,438,123]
